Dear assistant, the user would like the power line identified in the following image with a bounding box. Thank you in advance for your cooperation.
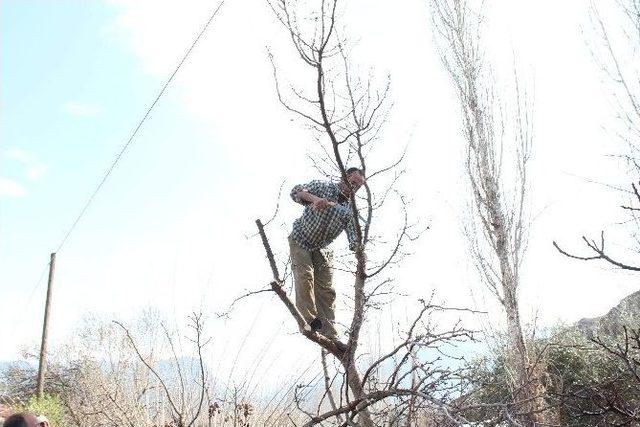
[54,0,225,254]
[25,261,51,305]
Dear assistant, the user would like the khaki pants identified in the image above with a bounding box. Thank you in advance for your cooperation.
[289,235,338,339]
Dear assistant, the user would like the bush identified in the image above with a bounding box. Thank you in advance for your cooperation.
[460,325,640,426]
[24,394,65,427]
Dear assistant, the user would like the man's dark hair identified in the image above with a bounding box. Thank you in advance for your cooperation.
[4,413,34,427]
[345,167,364,176]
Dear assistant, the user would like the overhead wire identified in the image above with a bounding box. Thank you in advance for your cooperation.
[25,261,51,306]
[54,0,225,255]
[21,0,224,315]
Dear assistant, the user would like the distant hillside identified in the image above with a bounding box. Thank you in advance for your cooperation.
[0,361,30,376]
[576,289,640,337]
[0,357,202,391]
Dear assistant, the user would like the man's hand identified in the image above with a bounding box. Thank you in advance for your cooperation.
[312,198,336,210]
[296,190,336,210]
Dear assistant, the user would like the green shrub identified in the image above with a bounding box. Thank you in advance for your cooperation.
[24,394,65,427]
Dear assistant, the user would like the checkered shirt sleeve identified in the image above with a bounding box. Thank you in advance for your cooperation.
[335,203,358,251]
[290,180,332,204]
[290,180,359,251]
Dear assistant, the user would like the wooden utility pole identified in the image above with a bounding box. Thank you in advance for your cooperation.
[36,252,56,397]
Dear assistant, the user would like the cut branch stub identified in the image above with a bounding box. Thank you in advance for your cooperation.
[255,219,281,282]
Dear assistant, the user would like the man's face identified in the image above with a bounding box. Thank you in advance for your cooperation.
[346,171,365,192]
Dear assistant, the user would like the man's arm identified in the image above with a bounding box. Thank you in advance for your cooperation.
[290,181,336,210]
[333,203,362,252]
[297,190,335,209]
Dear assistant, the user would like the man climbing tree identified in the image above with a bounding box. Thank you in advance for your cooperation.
[289,167,365,353]
[242,1,478,424]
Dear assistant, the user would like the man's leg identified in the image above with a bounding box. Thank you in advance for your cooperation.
[312,248,338,339]
[289,236,318,325]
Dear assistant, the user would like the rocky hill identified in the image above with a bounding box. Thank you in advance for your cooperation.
[576,289,640,337]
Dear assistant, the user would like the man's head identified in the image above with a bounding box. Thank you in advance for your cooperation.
[343,167,365,194]
[3,413,39,427]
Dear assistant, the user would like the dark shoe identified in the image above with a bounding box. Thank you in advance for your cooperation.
[333,339,349,354]
[309,317,323,332]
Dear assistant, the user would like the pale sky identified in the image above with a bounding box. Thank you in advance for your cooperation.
[2,0,639,390]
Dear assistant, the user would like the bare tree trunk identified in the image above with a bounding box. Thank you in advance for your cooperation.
[344,361,374,426]
[493,201,531,405]
[430,0,554,424]
[346,261,376,426]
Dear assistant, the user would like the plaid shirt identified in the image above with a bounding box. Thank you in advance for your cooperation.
[290,180,358,251]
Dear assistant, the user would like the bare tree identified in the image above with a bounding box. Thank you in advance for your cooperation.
[42,313,211,427]
[429,1,556,425]
[540,326,640,426]
[3,314,165,427]
[261,0,401,424]
[222,0,488,425]
[113,313,210,427]
[549,4,640,423]
[572,326,640,425]
[2,311,321,427]
[554,1,640,271]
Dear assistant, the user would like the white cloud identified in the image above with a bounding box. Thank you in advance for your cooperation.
[63,101,101,117]
[0,178,26,197]
[26,165,48,181]
[5,148,33,163]
[4,148,48,181]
